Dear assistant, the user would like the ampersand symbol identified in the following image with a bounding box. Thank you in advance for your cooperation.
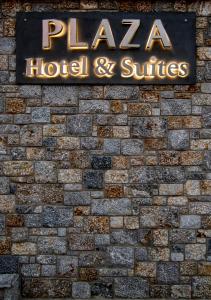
[94,57,116,78]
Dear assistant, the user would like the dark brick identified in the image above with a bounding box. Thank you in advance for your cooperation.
[83,170,104,189]
[0,256,18,274]
[91,156,112,169]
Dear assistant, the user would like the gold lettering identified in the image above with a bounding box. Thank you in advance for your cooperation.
[120,19,140,49]
[68,18,88,50]
[145,19,172,50]
[25,58,43,77]
[91,19,115,49]
[42,19,66,50]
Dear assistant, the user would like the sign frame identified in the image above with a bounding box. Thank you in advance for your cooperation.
[16,12,196,85]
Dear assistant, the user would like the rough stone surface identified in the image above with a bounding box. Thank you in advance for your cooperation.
[0,1,210,299]
[114,277,149,298]
[67,115,92,136]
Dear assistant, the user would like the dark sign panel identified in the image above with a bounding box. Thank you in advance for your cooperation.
[16,12,196,85]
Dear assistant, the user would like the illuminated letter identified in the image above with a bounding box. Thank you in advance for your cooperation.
[120,19,140,49]
[167,62,178,78]
[42,19,66,50]
[157,60,166,78]
[91,19,115,49]
[120,57,134,78]
[145,19,172,50]
[68,18,88,50]
[60,60,69,77]
[178,62,189,78]
[43,62,60,78]
[25,58,43,77]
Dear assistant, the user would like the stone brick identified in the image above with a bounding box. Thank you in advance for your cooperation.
[130,166,185,184]
[72,282,90,299]
[64,191,91,206]
[124,216,139,229]
[114,277,149,298]
[67,115,92,136]
[3,161,33,176]
[42,206,73,227]
[0,176,10,194]
[170,229,196,243]
[38,237,66,254]
[79,100,109,113]
[41,265,56,277]
[111,100,123,113]
[110,216,123,228]
[57,137,80,150]
[192,93,211,105]
[20,125,42,146]
[0,215,5,235]
[201,180,211,195]
[12,242,36,255]
[103,139,120,154]
[107,246,134,267]
[16,184,63,205]
[121,139,143,155]
[19,85,41,98]
[171,285,191,299]
[180,151,203,165]
[185,244,206,260]
[132,117,167,138]
[0,55,8,70]
[79,268,98,281]
[43,86,78,106]
[92,199,131,215]
[0,195,15,213]
[168,130,189,150]
[22,278,71,298]
[153,229,168,246]
[0,237,11,254]
[84,216,109,233]
[180,215,201,229]
[6,98,25,114]
[105,185,124,198]
[201,83,211,93]
[104,85,139,99]
[70,150,90,169]
[0,256,18,274]
[91,156,112,169]
[58,256,78,277]
[31,107,50,123]
[21,264,40,277]
[105,170,128,183]
[58,169,82,183]
[140,207,179,228]
[168,116,202,129]
[128,103,151,116]
[113,126,130,138]
[69,234,95,250]
[190,202,211,214]
[161,99,191,115]
[83,170,104,189]
[159,183,183,195]
[43,124,65,136]
[135,262,156,277]
[111,230,138,245]
[0,37,15,54]
[192,277,211,298]
[185,180,200,195]
[157,262,179,284]
[35,161,57,183]
[78,86,103,99]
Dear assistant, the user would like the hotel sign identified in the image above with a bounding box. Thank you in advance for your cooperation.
[16,12,196,85]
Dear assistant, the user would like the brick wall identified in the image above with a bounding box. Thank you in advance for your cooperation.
[0,0,211,298]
